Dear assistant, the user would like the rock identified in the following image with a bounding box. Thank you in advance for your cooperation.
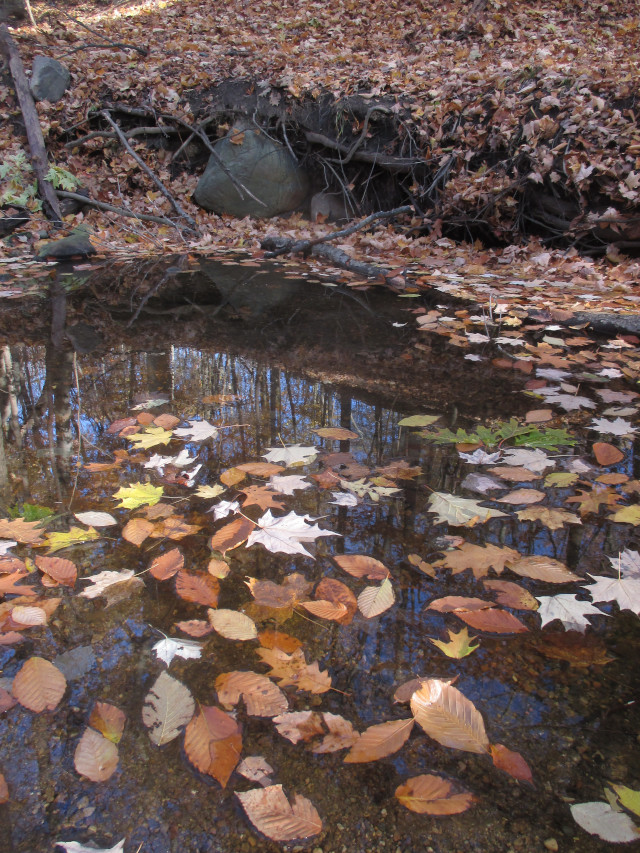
[310,191,352,223]
[194,124,308,218]
[30,55,70,103]
[36,227,96,260]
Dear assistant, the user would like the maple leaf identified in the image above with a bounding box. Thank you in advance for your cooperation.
[536,594,605,632]
[128,426,173,450]
[246,510,338,558]
[145,448,197,473]
[516,506,581,530]
[459,449,502,464]
[195,484,225,499]
[113,482,163,509]
[538,389,595,411]
[565,486,622,516]
[609,549,640,579]
[267,474,312,495]
[328,491,359,506]
[211,499,240,520]
[174,419,219,441]
[239,485,286,511]
[152,636,203,666]
[607,505,640,525]
[589,417,637,436]
[583,574,640,616]
[262,445,317,466]
[498,448,554,473]
[427,492,507,526]
[434,541,520,579]
[340,478,400,501]
[429,627,479,658]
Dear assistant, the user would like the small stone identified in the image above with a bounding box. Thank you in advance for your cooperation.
[543,840,558,852]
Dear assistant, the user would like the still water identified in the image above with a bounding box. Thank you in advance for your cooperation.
[0,256,638,852]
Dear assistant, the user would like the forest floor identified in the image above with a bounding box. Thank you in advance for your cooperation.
[1,0,640,324]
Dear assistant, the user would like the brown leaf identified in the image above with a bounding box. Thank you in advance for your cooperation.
[220,467,248,487]
[256,647,331,694]
[122,518,154,546]
[314,577,357,624]
[209,516,255,554]
[150,516,202,540]
[395,773,475,815]
[88,702,126,743]
[529,630,614,667]
[236,462,285,477]
[107,416,137,434]
[482,580,538,611]
[490,743,533,783]
[153,413,180,430]
[184,705,242,787]
[411,679,489,754]
[0,771,8,804]
[516,506,581,530]
[434,542,520,579]
[455,608,529,634]
[12,656,66,712]
[488,466,541,482]
[506,555,579,583]
[34,555,77,587]
[208,558,230,579]
[236,784,322,842]
[216,671,288,717]
[344,718,414,763]
[273,711,325,744]
[149,547,184,580]
[239,485,286,511]
[593,442,624,466]
[333,554,390,580]
[525,409,553,423]
[393,677,431,704]
[0,572,36,596]
[258,630,303,654]
[175,619,214,637]
[313,427,359,440]
[496,488,546,505]
[0,518,45,545]
[0,557,26,574]
[299,600,349,621]
[175,571,220,607]
[427,596,495,613]
[313,712,359,754]
[74,727,119,782]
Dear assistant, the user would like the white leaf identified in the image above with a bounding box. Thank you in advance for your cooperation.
[237,755,274,786]
[357,578,395,618]
[79,570,135,599]
[536,594,605,633]
[263,445,317,466]
[74,511,118,528]
[0,539,17,555]
[427,492,507,526]
[212,500,241,521]
[174,419,219,442]
[590,417,637,436]
[571,801,640,843]
[246,510,338,559]
[152,637,203,666]
[499,448,554,473]
[339,478,400,501]
[142,671,195,745]
[268,475,312,495]
[583,574,640,616]
[180,464,202,488]
[458,449,501,464]
[55,841,125,853]
[538,390,595,411]
[144,449,198,473]
[466,332,490,343]
[536,368,571,380]
[610,549,640,580]
[328,491,359,506]
[460,473,503,493]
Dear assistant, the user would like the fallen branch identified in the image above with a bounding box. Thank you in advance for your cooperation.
[0,23,62,223]
[100,109,199,234]
[262,205,413,259]
[66,126,181,148]
[55,7,147,56]
[304,130,423,171]
[55,190,183,230]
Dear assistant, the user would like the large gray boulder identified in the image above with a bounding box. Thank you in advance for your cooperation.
[30,55,70,103]
[194,125,308,218]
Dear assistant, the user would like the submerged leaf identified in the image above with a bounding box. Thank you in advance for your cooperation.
[395,773,475,815]
[429,627,479,658]
[142,671,195,746]
[571,801,640,843]
[344,718,414,763]
[74,728,119,782]
[236,784,322,842]
[113,482,163,510]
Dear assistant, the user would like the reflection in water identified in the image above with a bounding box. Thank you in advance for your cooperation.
[0,257,638,852]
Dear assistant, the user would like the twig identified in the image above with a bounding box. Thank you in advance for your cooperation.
[100,109,199,234]
[66,126,180,148]
[341,106,391,165]
[55,7,147,56]
[304,130,422,171]
[55,190,183,230]
[59,42,150,58]
[263,205,413,258]
[0,24,62,223]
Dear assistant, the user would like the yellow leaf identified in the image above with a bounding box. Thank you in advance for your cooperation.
[44,526,100,554]
[113,482,164,510]
[128,426,173,450]
[429,627,479,659]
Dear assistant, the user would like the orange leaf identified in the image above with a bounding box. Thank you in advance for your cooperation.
[89,702,126,743]
[313,427,359,440]
[299,600,349,621]
[411,679,489,754]
[0,771,8,804]
[209,517,255,554]
[220,467,247,487]
[122,518,154,546]
[236,462,285,477]
[455,608,529,634]
[184,705,242,787]
[333,554,390,580]
[593,442,624,466]
[236,784,322,842]
[395,773,475,814]
[525,409,553,423]
[0,572,36,596]
[344,718,414,763]
[12,656,66,712]
[490,743,533,783]
[175,571,220,607]
[74,728,119,782]
[506,555,579,583]
[216,670,288,717]
[427,596,495,612]
[34,555,77,587]
[149,547,184,580]
[314,577,357,624]
[258,629,303,653]
[482,580,538,611]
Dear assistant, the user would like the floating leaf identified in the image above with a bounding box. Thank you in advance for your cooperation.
[333,554,390,580]
[121,518,154,546]
[0,772,7,804]
[344,718,414,763]
[236,785,322,842]
[184,705,242,787]
[209,516,255,554]
[74,511,117,528]
[262,446,317,466]
[44,526,100,554]
[506,556,579,583]
[142,671,195,745]
[516,506,581,530]
[313,713,360,754]
[79,570,135,599]
[455,608,529,634]
[313,576,357,624]
[12,656,66,712]
[175,571,220,607]
[220,467,247,487]
[152,636,203,666]
[609,784,640,819]
[490,744,533,783]
[237,461,285,476]
[299,600,349,622]
[0,517,45,544]
[89,702,126,743]
[208,608,257,640]
[395,773,475,815]
[398,414,441,427]
[570,801,640,843]
[128,426,173,450]
[237,756,274,786]
[496,488,546,505]
[427,596,494,613]
[257,647,331,694]
[313,427,359,439]
[583,574,640,616]
[267,474,312,495]
[247,510,337,558]
[434,542,520,579]
[74,728,119,782]
[429,627,479,658]
[173,420,219,441]
[195,484,225,499]
[428,493,507,526]
[149,548,184,580]
[593,442,624,466]
[55,840,125,853]
[113,482,163,510]
[483,580,538,611]
[216,671,288,717]
[410,679,489,754]
[536,594,604,632]
[273,711,325,744]
[357,578,395,618]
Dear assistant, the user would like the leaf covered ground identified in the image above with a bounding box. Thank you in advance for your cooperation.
[1,0,640,321]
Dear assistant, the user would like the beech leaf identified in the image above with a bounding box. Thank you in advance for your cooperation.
[74,727,119,782]
[395,773,475,815]
[12,656,67,712]
[344,718,414,763]
[357,577,395,618]
[142,671,195,745]
[208,608,258,640]
[410,679,489,754]
[236,784,322,842]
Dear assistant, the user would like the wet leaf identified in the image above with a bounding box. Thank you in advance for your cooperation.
[490,744,533,783]
[258,630,303,654]
[237,756,274,786]
[496,488,546,505]
[267,474,312,495]
[12,656,66,712]
[236,784,322,842]
[74,727,119,782]
[208,608,258,640]
[184,705,242,787]
[55,840,125,853]
[609,784,640,819]
[262,445,317,466]
[128,426,173,449]
[208,558,230,579]
[209,516,256,554]
[149,547,184,580]
[483,580,538,611]
[0,518,45,544]
[216,671,288,717]
[537,594,604,632]
[516,506,581,530]
[434,542,520,579]
[44,526,100,553]
[174,419,219,441]
[455,608,529,634]
[239,485,286,511]
[74,511,117,527]
[398,414,441,427]
[430,627,479,658]
[593,442,624,466]
[273,711,325,744]
[257,647,331,694]
[0,572,36,596]
[583,574,640,616]
[344,718,414,763]
[506,556,579,583]
[247,510,337,558]
[122,517,154,546]
[79,570,136,599]
[299,599,349,621]
[411,679,489,754]
[313,713,359,754]
[395,773,475,815]
[313,577,357,624]
[571,801,640,843]
[590,417,636,436]
[175,571,220,607]
[333,554,391,580]
[357,577,395,618]
[428,492,507,526]
[237,461,285,477]
[113,482,163,510]
[313,427,359,439]
[142,671,195,745]
[152,636,203,666]
[427,596,495,613]
[195,484,225,499]
[89,702,126,743]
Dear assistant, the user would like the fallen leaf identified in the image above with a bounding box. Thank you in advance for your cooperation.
[237,461,285,476]
[434,542,520,579]
[149,548,184,580]
[113,482,163,510]
[483,580,538,610]
[395,773,475,815]
[262,446,317,466]
[536,594,604,632]
[411,679,489,754]
[430,627,479,658]
[237,756,274,786]
[142,671,195,745]
[344,718,414,763]
[79,570,135,599]
[333,554,391,580]
[12,656,67,712]
[455,608,529,634]
[496,488,546,505]
[209,516,256,554]
[571,801,640,843]
[428,492,507,526]
[516,506,582,530]
[256,647,331,694]
[89,702,126,743]
[152,636,203,666]
[208,608,258,640]
[174,419,219,441]
[216,671,288,717]
[0,518,45,544]
[74,511,117,527]
[74,727,119,782]
[267,474,312,495]
[236,785,322,842]
[55,840,125,853]
[273,711,324,744]
[583,573,640,616]
[506,556,579,583]
[427,596,495,613]
[246,510,337,558]
[313,713,359,753]
[122,518,154,546]
[0,771,7,803]
[490,743,533,783]
[184,705,242,787]
[313,577,357,624]
[44,526,100,553]
[313,427,359,439]
[175,571,220,607]
[357,577,395,618]
[593,442,624,466]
